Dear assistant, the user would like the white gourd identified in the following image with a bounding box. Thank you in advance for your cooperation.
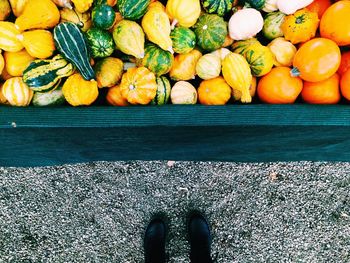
[228,8,264,41]
[211,48,231,61]
[196,54,221,80]
[277,0,314,15]
[263,0,278,12]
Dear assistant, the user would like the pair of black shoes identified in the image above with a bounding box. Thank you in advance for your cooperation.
[144,211,213,263]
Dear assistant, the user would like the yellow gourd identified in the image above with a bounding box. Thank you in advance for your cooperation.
[4,49,34,77]
[20,30,56,59]
[166,0,201,28]
[71,0,93,13]
[62,73,99,106]
[0,0,11,20]
[142,2,173,53]
[2,77,33,106]
[170,49,202,81]
[52,0,73,9]
[232,77,257,101]
[0,51,4,75]
[0,83,8,104]
[0,22,23,52]
[0,65,12,81]
[8,0,29,17]
[94,57,124,88]
[222,52,253,103]
[267,37,297,67]
[15,0,60,31]
[60,8,92,32]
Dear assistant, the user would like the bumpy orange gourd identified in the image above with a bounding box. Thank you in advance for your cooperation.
[338,51,350,76]
[120,67,157,105]
[166,0,201,28]
[0,22,23,52]
[106,85,130,106]
[170,49,202,81]
[2,77,33,106]
[292,38,341,82]
[340,69,350,101]
[258,67,303,104]
[62,73,99,106]
[15,0,60,31]
[4,49,34,77]
[21,30,56,59]
[320,0,350,46]
[198,77,231,105]
[281,8,319,44]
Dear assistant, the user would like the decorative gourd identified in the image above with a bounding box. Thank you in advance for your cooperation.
[92,4,116,30]
[306,0,331,19]
[60,8,92,32]
[0,0,11,20]
[292,38,341,82]
[201,0,232,16]
[20,30,56,59]
[281,9,319,45]
[320,1,350,46]
[170,49,202,81]
[94,57,124,88]
[106,85,130,106]
[0,22,23,52]
[267,37,297,67]
[170,27,196,54]
[338,51,350,76]
[193,14,227,52]
[0,83,8,104]
[23,54,75,92]
[8,0,29,17]
[15,0,60,31]
[4,49,34,77]
[120,67,157,105]
[2,77,33,106]
[32,85,66,106]
[196,53,221,80]
[222,34,234,48]
[222,52,253,103]
[277,0,314,15]
[85,28,115,58]
[198,77,231,105]
[54,22,95,81]
[171,81,197,105]
[53,0,72,8]
[0,66,12,81]
[71,0,93,13]
[151,76,171,105]
[113,20,145,59]
[211,47,231,61]
[262,11,285,40]
[166,0,201,28]
[117,0,151,20]
[244,0,266,10]
[228,8,264,40]
[0,51,4,75]
[232,39,274,77]
[263,0,278,12]
[139,43,174,77]
[232,76,257,101]
[142,3,173,53]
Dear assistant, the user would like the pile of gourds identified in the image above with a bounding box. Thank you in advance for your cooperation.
[0,0,350,106]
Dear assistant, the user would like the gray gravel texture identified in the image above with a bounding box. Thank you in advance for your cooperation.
[0,161,350,263]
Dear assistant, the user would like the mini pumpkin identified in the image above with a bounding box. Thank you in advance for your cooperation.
[106,85,130,106]
[171,81,198,105]
[20,30,56,59]
[4,49,34,77]
[94,57,124,88]
[2,77,34,106]
[170,49,202,81]
[198,77,231,105]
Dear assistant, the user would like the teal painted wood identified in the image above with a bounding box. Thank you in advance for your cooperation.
[1,105,350,166]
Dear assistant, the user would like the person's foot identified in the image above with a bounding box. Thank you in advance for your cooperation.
[188,211,213,263]
[144,218,167,263]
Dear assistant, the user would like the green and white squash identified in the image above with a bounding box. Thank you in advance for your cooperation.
[139,43,174,76]
[32,85,66,106]
[193,14,227,52]
[117,0,150,20]
[53,22,95,80]
[196,53,221,80]
[170,27,196,54]
[23,55,75,92]
[85,27,115,58]
[151,76,171,105]
[244,0,266,10]
[92,4,116,30]
[262,11,285,40]
[201,0,232,17]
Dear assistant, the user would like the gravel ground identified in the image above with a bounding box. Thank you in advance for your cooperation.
[0,161,349,263]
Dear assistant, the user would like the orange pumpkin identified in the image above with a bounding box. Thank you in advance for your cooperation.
[301,73,340,104]
[106,85,130,106]
[198,77,232,105]
[320,1,350,46]
[257,67,303,104]
[338,51,350,76]
[292,38,341,82]
[120,67,157,105]
[306,0,332,18]
[340,69,350,101]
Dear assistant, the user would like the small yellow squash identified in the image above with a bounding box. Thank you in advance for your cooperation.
[94,57,124,88]
[171,81,197,105]
[170,49,202,81]
[20,30,56,59]
[2,77,33,106]
[0,22,23,52]
[166,0,201,28]
[198,77,231,105]
[267,37,297,67]
[0,0,11,20]
[222,52,253,103]
[15,0,60,31]
[4,49,34,77]
[232,76,257,101]
[0,83,8,104]
[8,0,29,17]
[71,0,93,13]
[60,8,92,32]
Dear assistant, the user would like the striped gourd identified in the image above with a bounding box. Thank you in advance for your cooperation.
[0,22,24,52]
[2,77,34,106]
[196,53,221,80]
[170,27,196,54]
[201,0,232,16]
[32,85,66,106]
[23,54,75,92]
[54,22,95,80]
[141,43,174,76]
[151,76,171,105]
[117,0,151,20]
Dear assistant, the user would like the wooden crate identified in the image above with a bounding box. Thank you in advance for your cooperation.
[1,104,350,167]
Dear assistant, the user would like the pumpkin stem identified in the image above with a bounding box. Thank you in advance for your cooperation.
[171,19,178,30]
[290,67,300,77]
[167,46,174,54]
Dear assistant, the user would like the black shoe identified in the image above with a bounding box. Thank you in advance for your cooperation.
[188,211,213,263]
[144,218,166,263]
